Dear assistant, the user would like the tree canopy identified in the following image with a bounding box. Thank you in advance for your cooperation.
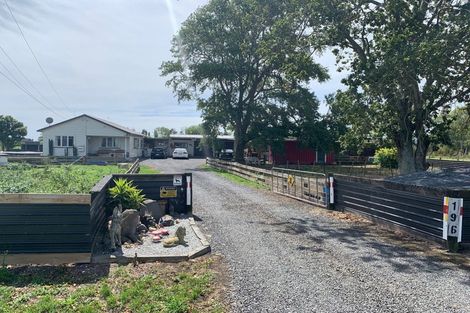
[184,124,205,135]
[311,0,470,173]
[161,0,329,162]
[153,127,177,138]
[0,115,27,151]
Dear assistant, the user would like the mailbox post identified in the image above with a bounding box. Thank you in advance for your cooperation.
[442,197,464,252]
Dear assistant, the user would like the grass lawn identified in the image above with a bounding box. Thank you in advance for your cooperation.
[202,165,268,190]
[0,256,226,313]
[139,165,161,174]
[0,163,126,194]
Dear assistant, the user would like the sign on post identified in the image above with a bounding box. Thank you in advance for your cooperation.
[173,175,183,186]
[442,197,464,242]
[160,186,177,198]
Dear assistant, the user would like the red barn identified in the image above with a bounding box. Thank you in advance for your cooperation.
[268,139,335,165]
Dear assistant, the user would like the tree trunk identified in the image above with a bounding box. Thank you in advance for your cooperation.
[398,139,416,174]
[415,130,429,171]
[413,102,429,171]
[396,100,416,175]
[234,126,246,163]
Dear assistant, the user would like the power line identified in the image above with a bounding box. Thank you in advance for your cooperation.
[0,67,66,119]
[0,44,60,111]
[0,58,27,92]
[4,0,74,115]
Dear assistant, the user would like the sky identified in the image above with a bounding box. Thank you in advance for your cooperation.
[0,0,345,140]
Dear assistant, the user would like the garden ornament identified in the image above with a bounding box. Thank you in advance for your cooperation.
[162,226,186,248]
[110,204,122,250]
[121,209,143,244]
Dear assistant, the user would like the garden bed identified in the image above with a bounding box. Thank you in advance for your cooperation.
[0,164,126,194]
[0,255,226,313]
[93,217,210,264]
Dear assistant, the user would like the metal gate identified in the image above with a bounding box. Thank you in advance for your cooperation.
[271,167,329,207]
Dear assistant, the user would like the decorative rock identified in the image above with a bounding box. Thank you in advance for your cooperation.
[151,229,169,236]
[162,226,186,248]
[140,199,166,220]
[159,214,174,227]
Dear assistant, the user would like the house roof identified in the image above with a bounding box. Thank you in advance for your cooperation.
[37,114,143,137]
[169,134,203,139]
[168,134,235,140]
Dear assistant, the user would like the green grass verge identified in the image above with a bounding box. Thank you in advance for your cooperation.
[0,257,225,313]
[139,165,161,174]
[0,163,126,194]
[202,165,268,190]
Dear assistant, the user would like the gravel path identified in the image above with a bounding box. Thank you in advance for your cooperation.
[142,158,470,313]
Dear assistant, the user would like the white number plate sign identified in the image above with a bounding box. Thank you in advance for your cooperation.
[443,197,464,242]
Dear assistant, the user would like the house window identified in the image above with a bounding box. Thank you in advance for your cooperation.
[101,137,116,148]
[55,135,74,147]
[133,138,139,149]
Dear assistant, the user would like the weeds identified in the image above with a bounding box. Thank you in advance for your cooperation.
[0,258,225,313]
[0,164,125,194]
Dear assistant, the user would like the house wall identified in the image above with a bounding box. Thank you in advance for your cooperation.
[269,141,335,165]
[128,136,144,158]
[87,137,126,154]
[40,115,137,158]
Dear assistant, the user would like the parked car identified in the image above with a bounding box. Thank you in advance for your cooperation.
[172,148,189,159]
[219,149,233,160]
[150,147,167,159]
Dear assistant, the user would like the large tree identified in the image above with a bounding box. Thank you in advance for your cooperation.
[161,0,328,162]
[0,115,27,151]
[311,0,470,174]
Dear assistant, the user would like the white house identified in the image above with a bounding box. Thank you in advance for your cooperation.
[38,114,144,160]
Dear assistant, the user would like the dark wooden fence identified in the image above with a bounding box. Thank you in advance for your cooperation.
[90,173,193,253]
[0,194,92,254]
[335,175,470,244]
[0,171,193,263]
[207,159,469,245]
[90,175,114,254]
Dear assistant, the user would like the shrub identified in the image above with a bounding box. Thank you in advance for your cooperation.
[108,178,146,210]
[374,147,398,169]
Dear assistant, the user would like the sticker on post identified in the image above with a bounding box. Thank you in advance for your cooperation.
[287,175,295,187]
[160,186,177,198]
[173,175,183,186]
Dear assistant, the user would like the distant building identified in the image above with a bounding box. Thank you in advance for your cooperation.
[268,138,335,165]
[37,114,144,160]
[20,138,42,152]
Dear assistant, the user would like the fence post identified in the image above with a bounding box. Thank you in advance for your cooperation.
[327,174,335,210]
[271,167,274,192]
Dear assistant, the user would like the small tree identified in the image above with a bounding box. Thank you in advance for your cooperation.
[374,147,398,169]
[0,115,27,151]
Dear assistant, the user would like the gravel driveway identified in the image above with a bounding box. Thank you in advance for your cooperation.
[141,158,470,313]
